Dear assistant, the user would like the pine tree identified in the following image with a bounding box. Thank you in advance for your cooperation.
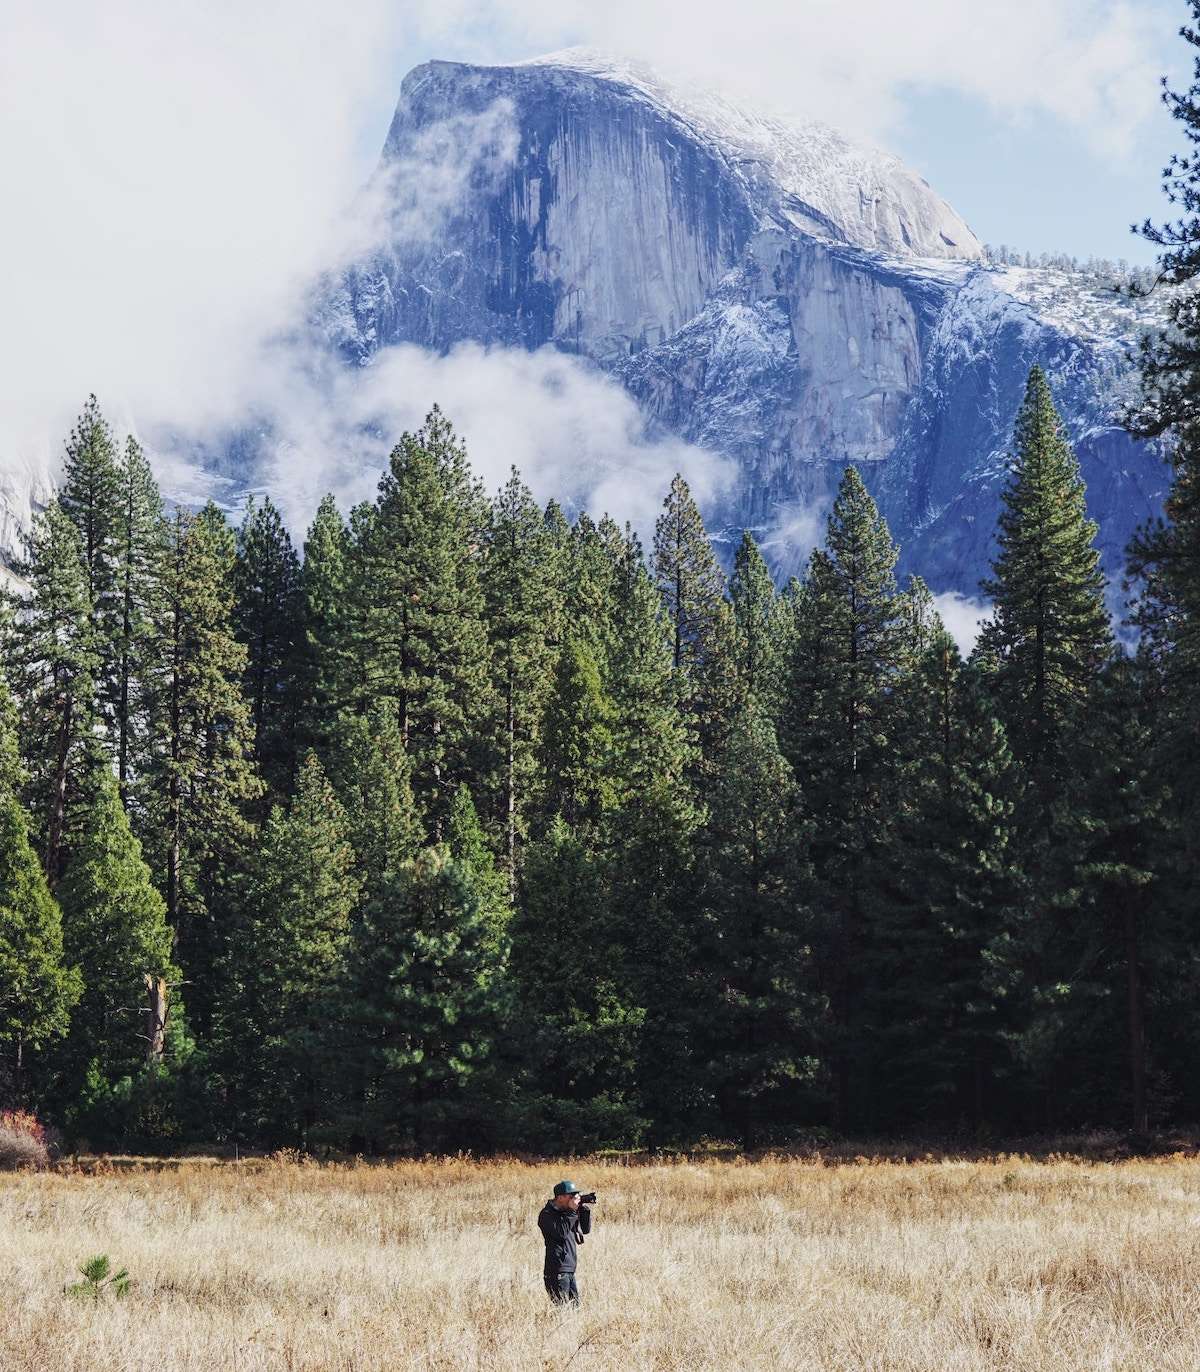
[778,467,905,1130]
[112,438,165,799]
[559,513,621,670]
[338,500,379,720]
[218,754,359,1143]
[57,398,128,761]
[540,498,573,656]
[355,412,492,835]
[325,704,422,905]
[342,845,501,1151]
[896,574,944,672]
[0,796,80,1098]
[143,504,260,1030]
[1050,653,1177,1133]
[978,366,1112,773]
[298,494,352,753]
[1125,10,1200,846]
[56,767,175,1094]
[868,638,1023,1130]
[234,495,303,798]
[602,553,706,1141]
[698,700,818,1145]
[507,819,647,1150]
[536,639,615,833]
[606,558,696,812]
[0,665,80,1096]
[728,530,784,712]
[652,475,730,772]
[652,474,726,676]
[482,470,558,882]
[447,784,510,956]
[12,502,100,886]
[58,396,120,624]
[0,641,23,801]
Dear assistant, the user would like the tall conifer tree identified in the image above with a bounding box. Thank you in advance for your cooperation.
[234,495,303,798]
[508,818,647,1150]
[218,754,359,1143]
[13,502,100,886]
[144,505,259,1029]
[341,845,501,1151]
[56,768,175,1093]
[778,467,904,1130]
[978,366,1112,773]
[58,396,120,622]
[482,469,557,880]
[0,668,79,1097]
[1125,10,1200,856]
[299,494,352,753]
[699,700,817,1145]
[869,638,1023,1130]
[536,639,615,833]
[112,437,164,798]
[653,474,726,676]
[1051,654,1176,1133]
[325,704,422,905]
[728,530,784,712]
[356,412,492,835]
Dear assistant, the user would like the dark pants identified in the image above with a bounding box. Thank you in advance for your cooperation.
[544,1271,580,1304]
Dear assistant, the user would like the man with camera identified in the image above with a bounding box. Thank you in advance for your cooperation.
[538,1180,595,1304]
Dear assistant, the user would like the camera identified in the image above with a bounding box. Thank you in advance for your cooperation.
[577,1191,597,1205]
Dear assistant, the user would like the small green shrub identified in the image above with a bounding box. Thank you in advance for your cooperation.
[66,1255,130,1301]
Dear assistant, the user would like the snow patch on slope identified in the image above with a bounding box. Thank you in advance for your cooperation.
[522,47,982,261]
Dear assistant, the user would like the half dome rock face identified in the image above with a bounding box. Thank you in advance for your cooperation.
[329,49,980,368]
[320,50,1166,597]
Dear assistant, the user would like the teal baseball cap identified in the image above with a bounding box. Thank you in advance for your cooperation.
[553,1180,580,1197]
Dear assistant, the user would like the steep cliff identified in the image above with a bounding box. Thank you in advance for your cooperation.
[325,49,1166,599]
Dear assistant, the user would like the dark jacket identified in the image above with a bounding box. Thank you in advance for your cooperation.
[538,1200,592,1274]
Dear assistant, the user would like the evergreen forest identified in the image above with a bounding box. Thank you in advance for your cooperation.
[8,11,1200,1152]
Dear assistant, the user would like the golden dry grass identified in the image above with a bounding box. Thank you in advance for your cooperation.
[4,1151,1200,1370]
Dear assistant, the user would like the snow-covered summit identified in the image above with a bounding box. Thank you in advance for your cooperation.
[520,47,982,261]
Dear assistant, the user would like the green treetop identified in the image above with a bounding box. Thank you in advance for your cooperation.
[978,365,1112,772]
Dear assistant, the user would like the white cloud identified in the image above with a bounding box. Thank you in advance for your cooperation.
[230,340,733,545]
[409,0,1170,154]
[933,591,992,654]
[0,0,409,464]
[758,500,829,579]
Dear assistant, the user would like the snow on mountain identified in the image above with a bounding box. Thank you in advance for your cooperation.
[321,50,1165,597]
[520,48,982,261]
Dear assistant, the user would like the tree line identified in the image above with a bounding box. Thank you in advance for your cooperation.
[982,243,1159,293]
[8,6,1200,1153]
[0,360,1187,1153]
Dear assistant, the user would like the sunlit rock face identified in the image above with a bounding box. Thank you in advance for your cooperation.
[326,48,1166,596]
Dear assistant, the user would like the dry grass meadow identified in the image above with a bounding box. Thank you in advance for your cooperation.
[4,1150,1200,1371]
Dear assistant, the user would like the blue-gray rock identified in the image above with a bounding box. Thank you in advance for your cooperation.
[322,48,1169,600]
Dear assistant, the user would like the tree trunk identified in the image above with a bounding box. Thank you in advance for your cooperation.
[143,974,169,1061]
